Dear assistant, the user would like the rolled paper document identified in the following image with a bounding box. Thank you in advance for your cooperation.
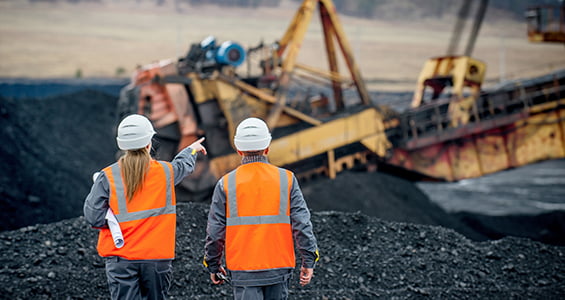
[92,171,124,248]
[105,209,124,248]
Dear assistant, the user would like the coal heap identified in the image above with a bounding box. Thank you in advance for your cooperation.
[0,90,117,231]
[1,83,564,298]
[0,202,564,299]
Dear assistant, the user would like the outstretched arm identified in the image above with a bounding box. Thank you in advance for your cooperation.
[171,137,207,185]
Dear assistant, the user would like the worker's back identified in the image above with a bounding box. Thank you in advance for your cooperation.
[224,162,295,271]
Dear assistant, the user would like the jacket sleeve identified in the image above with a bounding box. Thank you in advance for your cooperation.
[289,175,319,269]
[203,179,226,273]
[83,171,110,228]
[171,146,198,185]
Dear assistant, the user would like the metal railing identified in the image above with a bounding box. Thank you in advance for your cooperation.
[393,77,565,143]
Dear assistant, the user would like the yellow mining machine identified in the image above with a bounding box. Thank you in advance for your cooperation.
[526,3,565,43]
[118,0,394,200]
[386,0,565,181]
[117,0,565,201]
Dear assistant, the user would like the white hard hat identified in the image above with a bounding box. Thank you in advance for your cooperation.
[234,117,272,151]
[116,114,156,150]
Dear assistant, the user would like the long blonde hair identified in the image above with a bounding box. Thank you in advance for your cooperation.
[119,147,151,201]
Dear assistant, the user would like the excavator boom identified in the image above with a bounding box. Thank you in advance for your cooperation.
[117,0,392,200]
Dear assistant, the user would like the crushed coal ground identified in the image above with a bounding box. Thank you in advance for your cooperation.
[1,83,565,298]
[0,203,564,299]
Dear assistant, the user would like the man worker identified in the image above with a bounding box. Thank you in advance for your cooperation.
[203,117,319,299]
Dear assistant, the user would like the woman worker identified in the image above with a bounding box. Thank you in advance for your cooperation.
[84,114,206,299]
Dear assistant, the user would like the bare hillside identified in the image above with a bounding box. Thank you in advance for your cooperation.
[0,0,563,91]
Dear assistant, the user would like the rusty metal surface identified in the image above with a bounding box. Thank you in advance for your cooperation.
[387,96,565,181]
[384,69,565,181]
[116,0,565,198]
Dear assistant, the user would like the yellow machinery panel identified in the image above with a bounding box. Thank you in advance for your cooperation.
[392,145,455,181]
[447,139,483,180]
[269,108,389,167]
[510,111,565,167]
[413,144,455,181]
[412,56,487,109]
[475,131,511,175]
[388,104,565,182]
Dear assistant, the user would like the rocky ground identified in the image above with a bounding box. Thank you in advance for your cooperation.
[0,202,564,299]
[1,82,564,298]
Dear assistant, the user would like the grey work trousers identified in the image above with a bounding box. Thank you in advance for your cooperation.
[233,281,289,300]
[105,257,172,300]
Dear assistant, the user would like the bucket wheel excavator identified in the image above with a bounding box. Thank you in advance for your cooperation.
[117,0,394,201]
[117,0,565,201]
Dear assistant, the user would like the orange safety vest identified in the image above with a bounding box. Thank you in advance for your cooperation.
[224,162,295,271]
[97,160,176,260]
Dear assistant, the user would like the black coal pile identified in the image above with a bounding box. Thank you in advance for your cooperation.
[301,171,488,241]
[1,83,565,298]
[453,210,565,246]
[0,90,117,231]
[1,202,564,299]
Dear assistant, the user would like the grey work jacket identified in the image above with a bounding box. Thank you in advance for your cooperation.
[204,155,319,287]
[83,146,198,229]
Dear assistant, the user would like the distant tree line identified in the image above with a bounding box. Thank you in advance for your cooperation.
[296,0,564,20]
[29,0,563,19]
[28,0,280,7]
[185,0,280,7]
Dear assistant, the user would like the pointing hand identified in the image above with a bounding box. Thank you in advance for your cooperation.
[189,137,207,155]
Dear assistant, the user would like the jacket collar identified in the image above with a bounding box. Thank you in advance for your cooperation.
[241,155,269,165]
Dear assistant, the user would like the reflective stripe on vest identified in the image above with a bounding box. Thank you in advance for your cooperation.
[223,163,295,271]
[226,168,290,226]
[109,161,175,222]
